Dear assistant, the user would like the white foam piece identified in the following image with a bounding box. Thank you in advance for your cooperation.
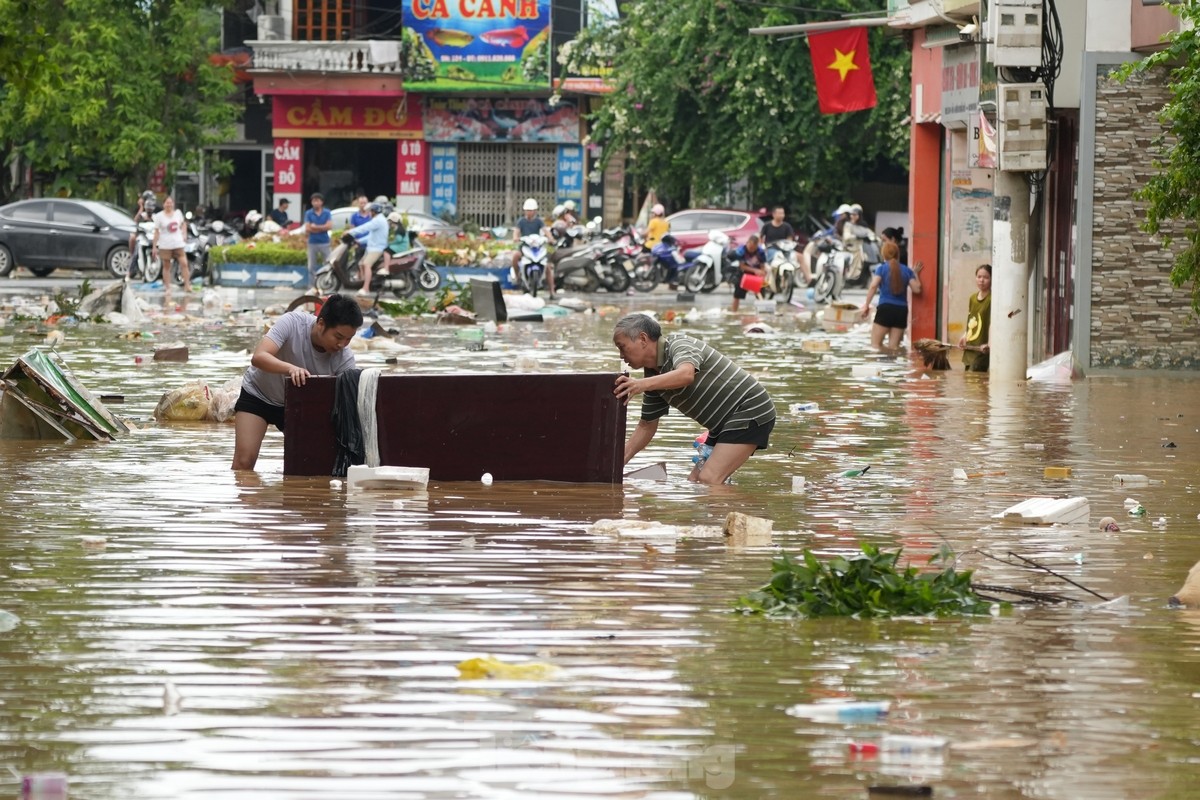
[346,465,430,491]
[992,496,1090,525]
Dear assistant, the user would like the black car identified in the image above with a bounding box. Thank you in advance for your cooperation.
[0,198,138,278]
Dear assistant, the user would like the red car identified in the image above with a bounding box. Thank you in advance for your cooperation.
[663,208,770,251]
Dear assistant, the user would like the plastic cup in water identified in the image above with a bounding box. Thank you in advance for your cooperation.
[792,476,806,493]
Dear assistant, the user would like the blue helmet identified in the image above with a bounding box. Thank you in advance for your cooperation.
[368,202,383,214]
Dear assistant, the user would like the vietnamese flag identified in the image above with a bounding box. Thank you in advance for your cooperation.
[809,28,877,115]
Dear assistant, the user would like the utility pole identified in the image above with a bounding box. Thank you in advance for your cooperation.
[989,169,1031,382]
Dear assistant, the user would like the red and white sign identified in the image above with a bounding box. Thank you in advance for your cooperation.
[396,139,428,199]
[148,162,167,195]
[272,96,424,140]
[273,138,302,192]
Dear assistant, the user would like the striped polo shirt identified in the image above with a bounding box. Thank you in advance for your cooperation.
[640,334,776,432]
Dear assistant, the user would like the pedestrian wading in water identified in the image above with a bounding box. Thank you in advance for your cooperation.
[231,294,363,471]
[611,313,776,485]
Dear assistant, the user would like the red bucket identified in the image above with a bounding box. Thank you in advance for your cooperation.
[740,273,765,293]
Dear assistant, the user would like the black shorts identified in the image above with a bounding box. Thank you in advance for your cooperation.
[873,303,908,330]
[234,388,285,431]
[707,417,775,451]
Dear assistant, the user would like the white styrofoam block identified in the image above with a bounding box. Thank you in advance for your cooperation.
[992,496,1090,525]
[346,465,430,491]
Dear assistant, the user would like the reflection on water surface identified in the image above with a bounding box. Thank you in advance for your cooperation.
[0,293,1198,799]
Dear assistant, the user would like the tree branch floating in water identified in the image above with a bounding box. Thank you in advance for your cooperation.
[736,544,1000,619]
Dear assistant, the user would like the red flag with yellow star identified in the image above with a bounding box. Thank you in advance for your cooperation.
[809,28,877,114]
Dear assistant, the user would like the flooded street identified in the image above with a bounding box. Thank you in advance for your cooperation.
[1,287,1198,799]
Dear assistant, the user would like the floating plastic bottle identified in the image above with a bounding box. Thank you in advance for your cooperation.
[1112,474,1165,487]
[1023,443,1045,450]
[881,734,948,753]
[841,466,871,478]
[789,401,820,414]
[785,701,890,722]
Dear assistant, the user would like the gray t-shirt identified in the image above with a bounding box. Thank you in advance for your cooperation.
[240,310,356,407]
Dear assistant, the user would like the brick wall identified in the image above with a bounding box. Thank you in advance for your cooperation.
[1090,66,1197,369]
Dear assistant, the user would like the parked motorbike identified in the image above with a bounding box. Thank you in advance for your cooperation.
[315,232,431,298]
[631,234,699,292]
[682,231,736,294]
[764,239,800,303]
[131,221,161,283]
[171,216,210,287]
[517,233,550,296]
[810,234,847,303]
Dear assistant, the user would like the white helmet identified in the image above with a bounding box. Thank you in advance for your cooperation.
[523,198,538,211]
[849,203,863,215]
[563,200,576,212]
[552,204,565,218]
[245,209,263,226]
[834,203,852,217]
[652,203,665,216]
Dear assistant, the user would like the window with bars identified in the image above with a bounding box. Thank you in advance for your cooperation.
[293,0,362,41]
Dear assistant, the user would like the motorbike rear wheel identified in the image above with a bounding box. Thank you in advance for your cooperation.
[631,254,659,293]
[684,265,709,294]
[315,270,340,294]
[812,268,839,305]
[391,273,418,298]
[417,264,442,291]
[604,260,632,293]
[778,271,795,304]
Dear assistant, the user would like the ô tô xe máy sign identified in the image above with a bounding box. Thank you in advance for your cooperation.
[272,96,424,139]
[402,0,551,92]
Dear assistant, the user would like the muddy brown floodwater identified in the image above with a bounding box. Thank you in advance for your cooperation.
[0,290,1198,799]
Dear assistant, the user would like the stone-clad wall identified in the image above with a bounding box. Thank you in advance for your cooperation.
[1090,67,1197,369]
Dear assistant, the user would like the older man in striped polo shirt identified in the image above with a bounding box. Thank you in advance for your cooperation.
[612,313,777,485]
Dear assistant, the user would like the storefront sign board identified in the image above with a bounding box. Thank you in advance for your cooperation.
[396,139,428,200]
[401,0,551,91]
[430,144,458,219]
[556,145,584,207]
[424,97,579,143]
[272,96,423,139]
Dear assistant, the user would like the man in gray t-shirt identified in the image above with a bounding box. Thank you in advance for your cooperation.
[241,310,356,406]
[232,295,363,471]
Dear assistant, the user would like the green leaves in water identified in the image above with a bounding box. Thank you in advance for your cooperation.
[736,544,997,619]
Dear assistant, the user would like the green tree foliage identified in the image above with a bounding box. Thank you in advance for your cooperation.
[0,0,240,204]
[1118,4,1200,311]
[560,0,910,218]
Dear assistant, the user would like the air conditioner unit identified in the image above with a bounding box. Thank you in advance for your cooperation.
[989,0,1043,67]
[997,82,1047,171]
[257,15,287,41]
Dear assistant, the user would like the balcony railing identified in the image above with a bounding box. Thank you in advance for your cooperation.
[248,40,401,74]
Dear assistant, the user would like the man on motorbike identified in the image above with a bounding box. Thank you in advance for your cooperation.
[511,198,556,298]
[842,203,875,283]
[346,203,390,296]
[128,190,156,264]
[731,235,769,313]
[801,203,852,285]
[645,203,669,249]
[760,205,805,289]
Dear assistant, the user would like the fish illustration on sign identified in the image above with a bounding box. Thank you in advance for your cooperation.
[480,25,530,48]
[425,28,474,48]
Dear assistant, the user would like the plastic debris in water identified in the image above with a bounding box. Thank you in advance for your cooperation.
[1023,443,1045,450]
[1152,517,1168,529]
[481,472,493,485]
[1098,517,1120,532]
[841,466,871,478]
[1129,504,1147,517]
[0,610,20,633]
[329,479,343,489]
[457,656,561,681]
[1073,553,1084,565]
[786,701,890,722]
[21,773,68,800]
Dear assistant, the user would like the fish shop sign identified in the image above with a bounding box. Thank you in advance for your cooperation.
[402,0,552,92]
